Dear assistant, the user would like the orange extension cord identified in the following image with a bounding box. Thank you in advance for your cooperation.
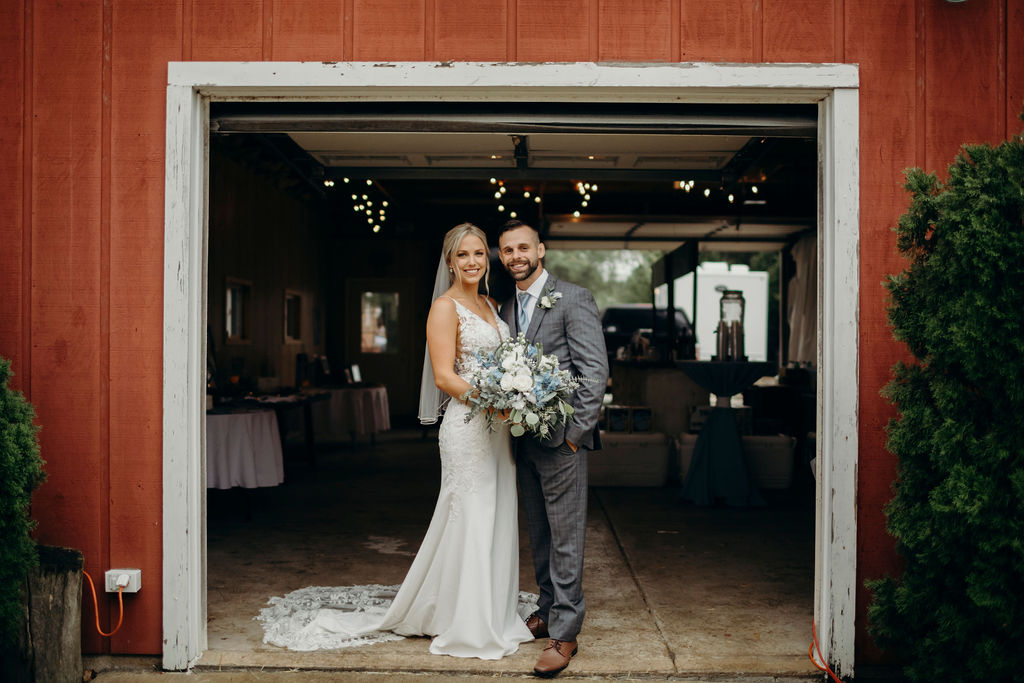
[81,570,125,637]
[809,619,844,682]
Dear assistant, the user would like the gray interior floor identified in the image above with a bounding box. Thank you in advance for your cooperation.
[199,429,819,678]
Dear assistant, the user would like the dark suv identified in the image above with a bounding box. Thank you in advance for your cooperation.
[601,304,696,362]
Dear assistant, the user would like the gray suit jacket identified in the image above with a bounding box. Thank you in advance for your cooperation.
[500,275,609,451]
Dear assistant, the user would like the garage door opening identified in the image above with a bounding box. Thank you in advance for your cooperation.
[163,61,858,676]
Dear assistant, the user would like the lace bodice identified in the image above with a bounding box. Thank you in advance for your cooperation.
[448,297,509,380]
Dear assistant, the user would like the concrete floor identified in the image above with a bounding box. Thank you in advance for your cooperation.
[181,429,818,680]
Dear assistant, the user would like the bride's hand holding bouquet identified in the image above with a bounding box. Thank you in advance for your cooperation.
[461,333,579,438]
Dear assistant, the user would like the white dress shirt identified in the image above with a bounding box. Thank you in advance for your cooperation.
[516,269,550,332]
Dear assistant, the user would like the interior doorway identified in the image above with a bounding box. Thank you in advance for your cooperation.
[164,61,859,676]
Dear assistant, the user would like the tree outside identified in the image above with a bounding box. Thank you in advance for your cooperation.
[867,128,1024,682]
[543,249,664,312]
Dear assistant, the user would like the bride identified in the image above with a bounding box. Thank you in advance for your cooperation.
[259,223,533,659]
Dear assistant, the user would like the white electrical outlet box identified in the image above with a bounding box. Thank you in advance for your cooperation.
[104,568,142,593]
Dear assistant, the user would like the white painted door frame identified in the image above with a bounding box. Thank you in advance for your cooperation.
[163,62,859,674]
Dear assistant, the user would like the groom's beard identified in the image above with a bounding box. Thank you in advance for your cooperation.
[505,257,539,282]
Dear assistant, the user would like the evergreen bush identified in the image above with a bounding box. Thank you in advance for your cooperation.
[867,129,1024,681]
[0,358,46,644]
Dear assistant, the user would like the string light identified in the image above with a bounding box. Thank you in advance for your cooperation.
[510,211,517,218]
[348,182,389,233]
[523,191,531,198]
[704,188,711,198]
[343,177,350,183]
[751,185,759,194]
[728,194,735,203]
[490,178,497,184]
[323,179,335,187]
[534,196,541,204]
[572,180,597,214]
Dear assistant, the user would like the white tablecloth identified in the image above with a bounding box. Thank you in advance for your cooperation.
[313,386,391,441]
[207,410,284,489]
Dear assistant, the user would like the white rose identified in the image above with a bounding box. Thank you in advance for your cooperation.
[511,397,526,411]
[513,373,534,392]
[500,373,516,392]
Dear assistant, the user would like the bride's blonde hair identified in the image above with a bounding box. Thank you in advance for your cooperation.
[442,222,491,297]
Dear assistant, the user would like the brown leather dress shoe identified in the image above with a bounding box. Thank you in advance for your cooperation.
[532,638,578,678]
[525,612,549,639]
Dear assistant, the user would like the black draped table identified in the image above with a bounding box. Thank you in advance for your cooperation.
[675,360,777,506]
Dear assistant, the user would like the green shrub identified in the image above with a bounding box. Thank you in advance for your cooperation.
[867,132,1024,681]
[0,358,46,644]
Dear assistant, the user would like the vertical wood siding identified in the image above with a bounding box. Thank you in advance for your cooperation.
[1010,4,1024,136]
[352,0,424,60]
[515,0,590,61]
[845,0,917,664]
[598,0,673,61]
[0,0,1019,661]
[28,0,107,654]
[105,0,183,654]
[273,0,347,61]
[679,0,755,62]
[434,2,509,60]
[0,1,26,388]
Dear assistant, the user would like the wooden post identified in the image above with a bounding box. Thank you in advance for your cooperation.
[1,546,84,683]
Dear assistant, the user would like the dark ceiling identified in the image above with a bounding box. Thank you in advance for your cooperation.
[211,102,818,250]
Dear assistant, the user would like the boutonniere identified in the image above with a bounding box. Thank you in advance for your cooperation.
[537,286,563,310]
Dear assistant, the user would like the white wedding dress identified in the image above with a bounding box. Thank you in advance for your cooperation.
[259,298,534,659]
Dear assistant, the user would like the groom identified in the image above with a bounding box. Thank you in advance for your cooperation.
[497,220,609,678]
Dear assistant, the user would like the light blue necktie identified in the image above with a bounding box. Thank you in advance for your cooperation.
[517,291,531,333]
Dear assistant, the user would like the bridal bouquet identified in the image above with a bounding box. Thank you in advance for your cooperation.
[462,333,579,438]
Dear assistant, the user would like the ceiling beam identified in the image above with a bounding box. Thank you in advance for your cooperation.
[211,114,816,137]
[322,166,725,181]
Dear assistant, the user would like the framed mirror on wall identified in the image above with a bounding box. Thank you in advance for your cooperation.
[360,291,399,354]
[225,277,252,344]
[345,278,415,416]
[284,290,303,343]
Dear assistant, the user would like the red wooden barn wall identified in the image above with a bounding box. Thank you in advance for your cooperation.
[0,0,1021,661]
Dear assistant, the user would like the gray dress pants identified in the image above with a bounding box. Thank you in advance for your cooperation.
[516,439,588,641]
